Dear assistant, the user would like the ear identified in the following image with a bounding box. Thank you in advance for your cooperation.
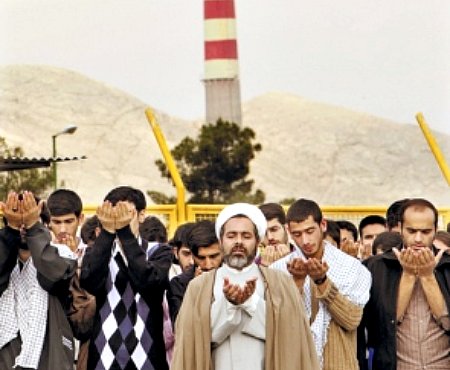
[78,213,85,225]
[320,219,327,233]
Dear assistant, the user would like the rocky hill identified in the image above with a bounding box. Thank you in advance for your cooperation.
[1,65,449,206]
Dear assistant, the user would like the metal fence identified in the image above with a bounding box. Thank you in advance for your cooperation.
[83,204,450,237]
[183,205,450,232]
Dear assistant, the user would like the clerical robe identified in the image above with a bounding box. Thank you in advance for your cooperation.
[171,264,320,370]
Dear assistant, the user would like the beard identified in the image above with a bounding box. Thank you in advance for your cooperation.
[225,255,251,270]
[223,245,257,270]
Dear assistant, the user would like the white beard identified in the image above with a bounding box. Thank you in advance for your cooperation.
[226,255,250,270]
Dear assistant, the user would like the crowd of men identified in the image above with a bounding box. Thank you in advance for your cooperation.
[0,186,449,370]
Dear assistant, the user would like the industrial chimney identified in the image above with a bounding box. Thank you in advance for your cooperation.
[204,0,242,125]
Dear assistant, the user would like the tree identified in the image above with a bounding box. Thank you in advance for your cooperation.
[0,137,53,200]
[146,190,177,205]
[154,119,265,204]
[279,197,296,206]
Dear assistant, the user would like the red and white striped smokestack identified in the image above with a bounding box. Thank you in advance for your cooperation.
[204,0,239,79]
[204,0,242,124]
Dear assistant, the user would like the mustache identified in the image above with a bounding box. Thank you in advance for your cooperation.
[231,245,246,254]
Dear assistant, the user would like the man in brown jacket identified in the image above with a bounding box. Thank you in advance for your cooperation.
[171,203,319,370]
[271,198,372,370]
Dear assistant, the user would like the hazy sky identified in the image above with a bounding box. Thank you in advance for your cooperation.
[1,0,449,134]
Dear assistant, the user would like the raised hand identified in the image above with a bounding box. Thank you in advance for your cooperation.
[276,243,291,258]
[416,247,444,278]
[393,247,418,276]
[223,277,257,305]
[0,192,22,229]
[261,243,291,266]
[306,258,329,282]
[287,257,308,280]
[341,239,359,258]
[96,201,116,233]
[241,277,257,302]
[58,233,78,252]
[114,201,133,230]
[260,245,276,266]
[287,257,308,289]
[223,277,241,305]
[21,191,43,229]
[358,241,372,260]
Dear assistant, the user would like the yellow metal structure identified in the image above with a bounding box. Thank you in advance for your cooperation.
[145,107,186,224]
[83,204,178,237]
[184,204,450,232]
[3,204,449,237]
[416,112,450,186]
[79,111,450,236]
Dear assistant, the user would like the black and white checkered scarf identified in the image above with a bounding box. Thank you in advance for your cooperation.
[0,258,48,369]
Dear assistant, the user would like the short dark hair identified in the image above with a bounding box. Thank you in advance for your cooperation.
[372,231,402,255]
[435,230,450,248]
[336,220,358,241]
[80,215,101,245]
[386,199,409,230]
[286,198,322,225]
[47,189,83,217]
[187,220,218,257]
[400,198,438,229]
[259,203,286,224]
[39,199,51,226]
[358,215,386,238]
[139,216,167,243]
[325,219,341,246]
[104,186,146,212]
[169,222,196,249]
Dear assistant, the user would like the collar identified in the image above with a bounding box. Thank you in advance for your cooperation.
[112,235,143,264]
[112,235,143,253]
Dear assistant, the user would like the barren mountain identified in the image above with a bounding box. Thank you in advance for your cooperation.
[1,65,449,206]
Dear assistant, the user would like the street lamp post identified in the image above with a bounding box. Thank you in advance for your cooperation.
[52,124,77,190]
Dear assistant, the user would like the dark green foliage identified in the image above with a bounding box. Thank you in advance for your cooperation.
[146,190,177,205]
[279,197,296,206]
[154,119,265,204]
[0,137,53,199]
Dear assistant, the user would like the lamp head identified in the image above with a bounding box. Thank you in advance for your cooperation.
[53,124,78,138]
[63,124,77,135]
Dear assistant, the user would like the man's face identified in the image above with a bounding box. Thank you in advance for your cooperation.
[434,239,449,251]
[340,228,355,245]
[221,217,258,270]
[401,207,436,251]
[193,243,223,272]
[50,213,83,242]
[263,218,288,246]
[288,216,326,259]
[361,224,386,251]
[390,223,401,233]
[176,245,194,272]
